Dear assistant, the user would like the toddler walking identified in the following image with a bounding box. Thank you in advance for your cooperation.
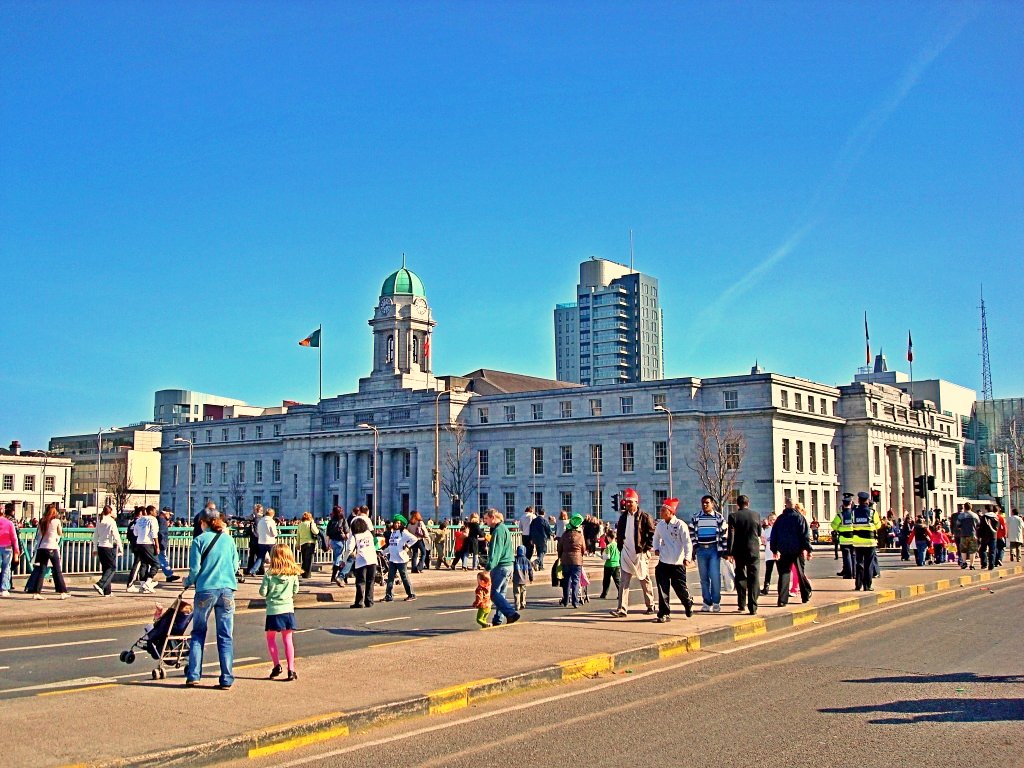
[513,545,534,609]
[259,543,301,681]
[473,571,491,628]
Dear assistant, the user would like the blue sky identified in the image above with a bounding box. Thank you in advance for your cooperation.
[2,2,1021,448]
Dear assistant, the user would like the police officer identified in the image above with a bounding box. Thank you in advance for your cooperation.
[832,493,856,579]
[851,491,881,591]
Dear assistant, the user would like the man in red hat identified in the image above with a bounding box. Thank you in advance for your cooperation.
[652,498,693,622]
[611,488,656,617]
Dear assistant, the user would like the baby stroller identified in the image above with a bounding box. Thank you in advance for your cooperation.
[375,548,388,587]
[119,594,193,680]
[579,567,591,604]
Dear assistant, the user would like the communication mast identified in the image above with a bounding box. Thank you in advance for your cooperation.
[980,286,994,402]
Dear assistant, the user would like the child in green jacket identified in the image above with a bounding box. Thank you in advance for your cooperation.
[600,539,621,599]
[260,543,301,681]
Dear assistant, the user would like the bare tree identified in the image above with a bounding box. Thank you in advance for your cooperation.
[229,474,245,518]
[685,416,746,512]
[106,458,133,515]
[441,419,477,514]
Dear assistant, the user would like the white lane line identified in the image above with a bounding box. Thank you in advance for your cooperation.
[111,656,260,681]
[436,609,475,615]
[0,666,9,671]
[294,628,319,634]
[0,638,115,654]
[78,653,122,661]
[365,616,410,625]
[0,676,116,694]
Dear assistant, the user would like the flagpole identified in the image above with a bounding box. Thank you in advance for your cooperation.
[318,324,323,403]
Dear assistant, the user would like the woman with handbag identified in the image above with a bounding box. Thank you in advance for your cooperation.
[326,506,351,586]
[295,511,320,579]
[27,505,68,600]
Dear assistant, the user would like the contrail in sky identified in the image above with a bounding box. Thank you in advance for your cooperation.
[685,11,976,355]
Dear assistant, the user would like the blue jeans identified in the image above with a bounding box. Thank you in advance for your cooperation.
[533,541,547,570]
[385,561,414,599]
[331,540,354,578]
[914,541,929,565]
[561,563,582,607]
[695,547,721,606]
[157,551,175,578]
[186,588,235,686]
[0,547,13,592]
[490,565,518,625]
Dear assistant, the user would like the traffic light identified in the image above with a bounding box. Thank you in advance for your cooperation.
[870,489,881,505]
[451,495,462,519]
[611,493,620,513]
[927,475,936,491]
[913,475,927,499]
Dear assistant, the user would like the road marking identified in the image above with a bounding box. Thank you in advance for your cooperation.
[109,656,260,681]
[364,616,410,625]
[0,638,115,653]
[37,683,117,697]
[367,638,426,649]
[78,653,122,661]
[249,725,350,759]
[0,676,116,694]
[437,609,475,615]
[0,666,9,671]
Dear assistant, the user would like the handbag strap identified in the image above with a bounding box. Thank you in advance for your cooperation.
[194,531,223,583]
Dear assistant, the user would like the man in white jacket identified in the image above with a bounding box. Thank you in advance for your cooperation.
[652,498,694,623]
[248,507,278,576]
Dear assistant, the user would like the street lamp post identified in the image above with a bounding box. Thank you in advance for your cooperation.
[173,437,193,522]
[655,404,674,498]
[357,424,380,525]
[434,388,453,520]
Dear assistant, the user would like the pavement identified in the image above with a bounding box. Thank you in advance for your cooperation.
[3,553,1021,767]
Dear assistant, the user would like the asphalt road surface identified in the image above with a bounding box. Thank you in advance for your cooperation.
[237,575,1024,768]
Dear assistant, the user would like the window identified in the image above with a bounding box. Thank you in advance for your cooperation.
[403,451,411,479]
[783,487,793,504]
[533,491,543,510]
[532,447,544,476]
[274,423,282,437]
[621,442,635,473]
[823,490,831,517]
[810,490,819,519]
[781,439,791,472]
[44,475,55,492]
[221,462,228,483]
[654,489,668,508]
[479,407,490,424]
[871,403,879,418]
[726,442,741,470]
[333,454,341,481]
[560,401,572,418]
[590,444,603,473]
[256,425,263,439]
[822,444,829,474]
[807,396,815,413]
[504,405,516,423]
[504,491,516,518]
[272,460,281,483]
[368,454,374,479]
[253,495,263,508]
[1,475,12,491]
[191,430,197,442]
[478,492,488,513]
[239,427,246,441]
[172,466,178,485]
[560,491,573,514]
[795,393,803,411]
[590,490,603,517]
[237,461,246,483]
[781,390,789,409]
[724,390,738,410]
[590,398,603,417]
[23,475,35,492]
[504,447,516,476]
[797,488,806,508]
[270,494,281,511]
[653,393,666,409]
[220,495,228,512]
[204,463,212,484]
[222,428,229,441]
[206,429,213,442]
[478,449,489,477]
[531,403,544,420]
[293,473,298,498]
[190,463,196,484]
[796,441,804,472]
[873,446,881,475]
[255,460,263,484]
[654,441,668,471]
[620,396,634,414]
[560,446,573,474]
[809,442,817,473]
[820,399,827,416]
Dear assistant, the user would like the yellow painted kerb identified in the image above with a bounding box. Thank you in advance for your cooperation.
[248,725,350,759]
[874,589,897,605]
[560,654,614,681]
[427,678,499,715]
[733,618,767,640]
[659,635,700,659]
[837,599,862,614]
[38,683,117,697]
[791,608,817,626]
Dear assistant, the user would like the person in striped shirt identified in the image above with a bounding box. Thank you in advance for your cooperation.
[689,495,727,612]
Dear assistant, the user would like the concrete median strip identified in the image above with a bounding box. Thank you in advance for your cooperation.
[64,564,1024,768]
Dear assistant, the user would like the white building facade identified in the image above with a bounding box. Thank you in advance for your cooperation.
[0,442,73,521]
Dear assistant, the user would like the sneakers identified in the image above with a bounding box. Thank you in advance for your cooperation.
[655,615,671,623]
[141,580,156,594]
[93,583,104,596]
[269,664,283,679]
[383,595,394,602]
[58,593,68,600]
[645,606,656,615]
[712,604,721,613]
[165,575,181,583]
[610,608,627,618]
[404,595,417,601]
[126,583,142,593]
[508,613,521,624]
[0,591,9,598]
[700,604,711,612]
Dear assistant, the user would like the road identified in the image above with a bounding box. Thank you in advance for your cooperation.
[235,574,1024,768]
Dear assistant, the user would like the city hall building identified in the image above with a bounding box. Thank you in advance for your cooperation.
[158,265,962,524]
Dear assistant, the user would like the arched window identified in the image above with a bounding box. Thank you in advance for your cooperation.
[412,336,419,363]
[386,335,394,364]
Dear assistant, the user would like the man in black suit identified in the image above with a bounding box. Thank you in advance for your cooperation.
[727,495,763,615]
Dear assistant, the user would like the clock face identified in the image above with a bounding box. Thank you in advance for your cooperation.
[412,297,428,315]
[378,297,394,315]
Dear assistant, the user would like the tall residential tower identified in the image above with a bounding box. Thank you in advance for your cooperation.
[554,257,663,386]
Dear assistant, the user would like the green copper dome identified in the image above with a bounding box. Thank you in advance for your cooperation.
[380,260,425,297]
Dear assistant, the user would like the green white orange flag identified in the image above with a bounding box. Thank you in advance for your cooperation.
[298,329,321,348]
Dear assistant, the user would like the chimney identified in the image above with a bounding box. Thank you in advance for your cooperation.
[9,440,20,456]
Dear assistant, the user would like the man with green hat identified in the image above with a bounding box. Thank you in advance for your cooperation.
[483,509,520,625]
[557,513,587,608]
[384,514,417,602]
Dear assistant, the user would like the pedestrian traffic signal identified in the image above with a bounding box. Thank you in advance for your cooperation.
[870,489,881,505]
[914,475,927,499]
[927,475,936,491]
[611,493,620,512]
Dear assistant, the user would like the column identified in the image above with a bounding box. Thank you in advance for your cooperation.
[408,448,418,514]
[901,448,914,516]
[380,448,394,522]
[345,450,357,511]
[888,446,900,514]
[336,451,348,511]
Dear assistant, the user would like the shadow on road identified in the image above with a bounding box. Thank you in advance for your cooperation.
[844,672,1024,685]
[821,697,1024,723]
